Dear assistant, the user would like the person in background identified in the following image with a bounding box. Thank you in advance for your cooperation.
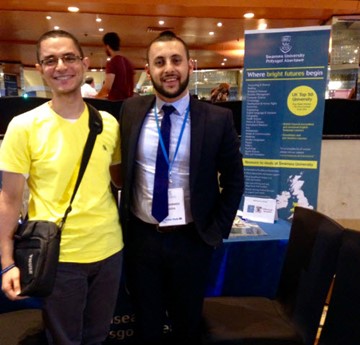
[118,31,244,345]
[81,75,97,98]
[210,82,230,103]
[0,30,123,345]
[96,32,135,100]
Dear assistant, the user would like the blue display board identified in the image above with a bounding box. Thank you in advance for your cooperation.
[4,73,19,96]
[241,26,331,220]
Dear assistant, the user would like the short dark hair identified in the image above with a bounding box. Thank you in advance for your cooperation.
[103,32,120,51]
[36,30,84,63]
[84,76,94,84]
[146,30,190,62]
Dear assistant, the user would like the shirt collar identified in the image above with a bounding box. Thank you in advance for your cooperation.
[156,93,190,116]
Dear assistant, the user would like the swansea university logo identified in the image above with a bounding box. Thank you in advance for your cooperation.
[280,35,292,54]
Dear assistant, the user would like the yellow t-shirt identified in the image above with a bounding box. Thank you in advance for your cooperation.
[0,102,123,263]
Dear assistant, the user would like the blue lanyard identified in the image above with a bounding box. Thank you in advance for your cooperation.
[154,105,190,179]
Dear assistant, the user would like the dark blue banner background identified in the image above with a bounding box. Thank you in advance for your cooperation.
[241,27,331,220]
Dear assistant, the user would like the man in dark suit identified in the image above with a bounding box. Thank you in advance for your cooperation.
[118,31,244,345]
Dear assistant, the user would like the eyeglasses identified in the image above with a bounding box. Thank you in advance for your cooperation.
[40,54,83,67]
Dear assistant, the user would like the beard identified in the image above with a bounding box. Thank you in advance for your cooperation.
[150,73,190,100]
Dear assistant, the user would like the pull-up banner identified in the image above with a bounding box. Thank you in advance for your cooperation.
[241,26,331,220]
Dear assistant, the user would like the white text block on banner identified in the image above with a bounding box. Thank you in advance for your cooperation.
[243,196,277,223]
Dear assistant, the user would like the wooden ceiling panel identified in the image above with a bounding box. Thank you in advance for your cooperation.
[0,1,359,69]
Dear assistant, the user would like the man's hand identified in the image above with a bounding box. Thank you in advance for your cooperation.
[1,266,26,300]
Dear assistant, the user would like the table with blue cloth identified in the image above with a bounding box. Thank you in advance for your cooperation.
[206,218,291,298]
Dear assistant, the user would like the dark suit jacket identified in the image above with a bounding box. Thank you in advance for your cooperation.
[119,94,244,247]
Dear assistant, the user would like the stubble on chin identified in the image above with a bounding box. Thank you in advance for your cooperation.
[151,74,190,100]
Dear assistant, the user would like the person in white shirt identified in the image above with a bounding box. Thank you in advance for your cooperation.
[81,75,97,97]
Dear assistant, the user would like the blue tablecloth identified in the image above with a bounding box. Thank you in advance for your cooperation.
[206,219,291,298]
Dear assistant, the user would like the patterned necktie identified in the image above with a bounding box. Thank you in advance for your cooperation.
[151,105,176,222]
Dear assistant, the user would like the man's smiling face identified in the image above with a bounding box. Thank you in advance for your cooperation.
[146,40,193,102]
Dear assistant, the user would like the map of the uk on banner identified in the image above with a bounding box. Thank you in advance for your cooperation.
[241,26,331,220]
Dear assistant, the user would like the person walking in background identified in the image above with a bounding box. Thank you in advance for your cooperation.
[119,30,244,345]
[96,32,135,100]
[81,75,97,98]
[0,30,123,345]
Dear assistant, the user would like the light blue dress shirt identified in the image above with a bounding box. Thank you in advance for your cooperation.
[131,93,193,224]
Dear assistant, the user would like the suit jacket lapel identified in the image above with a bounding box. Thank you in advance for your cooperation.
[126,95,205,193]
[126,95,155,182]
[189,97,206,190]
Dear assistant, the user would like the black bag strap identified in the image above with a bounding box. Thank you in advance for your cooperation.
[58,103,103,231]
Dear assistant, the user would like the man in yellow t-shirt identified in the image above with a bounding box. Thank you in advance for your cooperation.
[0,30,123,345]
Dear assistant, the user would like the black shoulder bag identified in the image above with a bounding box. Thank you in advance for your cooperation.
[13,103,103,297]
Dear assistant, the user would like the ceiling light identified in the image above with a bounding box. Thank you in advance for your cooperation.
[209,31,215,36]
[99,28,104,32]
[159,20,165,25]
[46,16,52,20]
[223,58,227,61]
[217,22,223,27]
[54,26,60,30]
[96,15,102,23]
[68,6,79,13]
[244,12,254,19]
[221,62,225,66]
